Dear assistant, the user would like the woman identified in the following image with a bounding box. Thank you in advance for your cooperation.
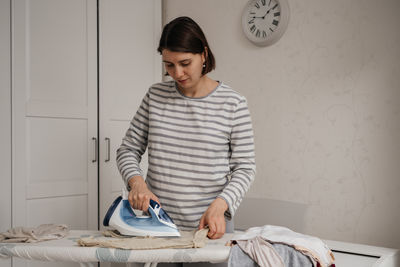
[117,16,256,244]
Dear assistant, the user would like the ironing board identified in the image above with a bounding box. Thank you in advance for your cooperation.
[0,230,233,267]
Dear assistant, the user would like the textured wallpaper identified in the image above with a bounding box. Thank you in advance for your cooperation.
[164,0,400,248]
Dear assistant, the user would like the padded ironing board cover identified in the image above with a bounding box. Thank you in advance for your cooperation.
[0,230,232,263]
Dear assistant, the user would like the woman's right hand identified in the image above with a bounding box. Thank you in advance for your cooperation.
[128,176,160,211]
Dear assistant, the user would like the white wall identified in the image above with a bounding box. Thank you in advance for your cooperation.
[0,1,12,266]
[0,0,12,231]
[164,0,400,248]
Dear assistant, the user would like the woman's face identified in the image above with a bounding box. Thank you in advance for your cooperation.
[162,49,205,91]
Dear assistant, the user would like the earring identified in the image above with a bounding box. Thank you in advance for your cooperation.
[202,64,206,68]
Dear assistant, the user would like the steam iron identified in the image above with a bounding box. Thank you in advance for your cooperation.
[103,190,181,237]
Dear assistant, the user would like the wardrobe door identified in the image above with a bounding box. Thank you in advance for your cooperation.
[98,0,162,231]
[12,0,97,266]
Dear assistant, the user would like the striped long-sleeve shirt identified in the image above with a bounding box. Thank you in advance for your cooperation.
[116,81,256,230]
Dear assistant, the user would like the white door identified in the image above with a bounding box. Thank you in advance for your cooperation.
[12,0,98,266]
[98,0,162,230]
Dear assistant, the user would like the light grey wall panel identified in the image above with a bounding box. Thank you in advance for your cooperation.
[0,1,12,267]
[164,0,400,248]
[0,0,12,231]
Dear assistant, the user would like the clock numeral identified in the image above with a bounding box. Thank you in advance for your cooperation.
[272,19,279,26]
[248,17,255,24]
[268,0,272,6]
[262,30,267,37]
[272,3,278,10]
[274,12,280,17]
[256,29,260,37]
[269,27,274,32]
[250,25,256,33]
[250,11,256,15]
[255,2,260,9]
[261,0,266,6]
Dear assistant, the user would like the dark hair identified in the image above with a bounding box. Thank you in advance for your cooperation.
[157,16,216,75]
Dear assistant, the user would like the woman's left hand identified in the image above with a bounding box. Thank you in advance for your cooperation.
[198,197,228,239]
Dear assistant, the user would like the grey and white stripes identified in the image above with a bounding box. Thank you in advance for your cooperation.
[116,81,256,230]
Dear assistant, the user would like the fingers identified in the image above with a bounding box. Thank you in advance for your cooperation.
[127,176,159,211]
[207,222,216,238]
[207,224,225,239]
[136,193,151,211]
[128,190,137,209]
[207,220,225,239]
[198,215,205,230]
[201,216,226,239]
[128,188,157,211]
[200,198,228,239]
[152,194,161,206]
[140,194,150,211]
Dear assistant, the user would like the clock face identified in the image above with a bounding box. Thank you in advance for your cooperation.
[242,0,289,46]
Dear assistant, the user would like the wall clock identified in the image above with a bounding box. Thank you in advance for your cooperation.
[241,0,290,47]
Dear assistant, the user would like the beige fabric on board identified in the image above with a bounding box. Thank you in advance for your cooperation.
[0,224,69,243]
[77,228,209,250]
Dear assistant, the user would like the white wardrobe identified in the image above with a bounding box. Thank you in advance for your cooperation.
[2,0,161,266]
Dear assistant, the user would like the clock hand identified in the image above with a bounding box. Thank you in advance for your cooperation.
[262,7,274,18]
[253,6,274,19]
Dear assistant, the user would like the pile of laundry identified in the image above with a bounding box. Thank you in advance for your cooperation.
[228,225,335,267]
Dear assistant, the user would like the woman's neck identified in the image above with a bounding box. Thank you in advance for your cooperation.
[178,76,218,98]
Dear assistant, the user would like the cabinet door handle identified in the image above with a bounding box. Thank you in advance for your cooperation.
[105,137,110,162]
[92,137,98,163]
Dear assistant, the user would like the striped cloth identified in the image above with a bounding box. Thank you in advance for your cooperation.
[116,81,256,230]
